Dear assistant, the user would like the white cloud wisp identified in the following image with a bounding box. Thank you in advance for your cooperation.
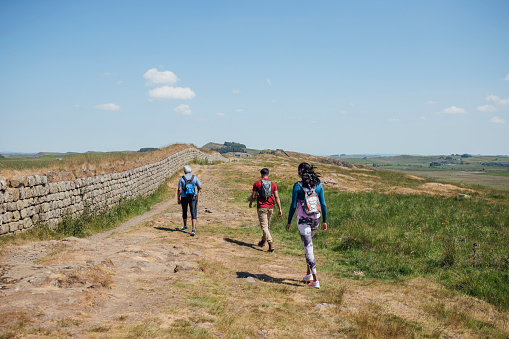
[490,116,505,124]
[442,106,466,114]
[174,104,192,116]
[149,86,196,100]
[94,103,121,111]
[143,68,178,85]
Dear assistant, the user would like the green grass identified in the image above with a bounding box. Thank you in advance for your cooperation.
[262,179,509,310]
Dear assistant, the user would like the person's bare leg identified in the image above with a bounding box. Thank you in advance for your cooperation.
[183,218,187,226]
[192,219,197,231]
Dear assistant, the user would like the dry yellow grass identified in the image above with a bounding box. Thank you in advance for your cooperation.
[0,144,206,181]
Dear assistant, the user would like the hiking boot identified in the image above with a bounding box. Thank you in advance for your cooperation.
[268,242,274,252]
[190,229,196,236]
[308,281,320,289]
[258,239,266,247]
[180,225,188,231]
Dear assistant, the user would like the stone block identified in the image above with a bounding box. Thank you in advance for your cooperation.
[32,214,39,224]
[12,188,20,202]
[27,175,37,187]
[7,202,17,212]
[0,179,7,191]
[0,223,9,235]
[10,221,19,232]
[9,175,27,188]
[0,191,3,204]
[20,208,27,219]
[49,182,59,194]
[23,217,33,229]
[12,210,20,222]
[0,203,5,214]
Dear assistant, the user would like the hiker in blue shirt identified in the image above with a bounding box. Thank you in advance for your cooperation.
[286,162,327,289]
[177,165,202,236]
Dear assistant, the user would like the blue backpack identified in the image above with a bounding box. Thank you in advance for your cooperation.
[182,175,196,196]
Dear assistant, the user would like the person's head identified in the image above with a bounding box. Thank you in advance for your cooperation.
[298,162,320,187]
[260,168,269,178]
[184,165,192,174]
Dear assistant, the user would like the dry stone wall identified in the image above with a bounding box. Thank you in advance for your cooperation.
[0,148,227,235]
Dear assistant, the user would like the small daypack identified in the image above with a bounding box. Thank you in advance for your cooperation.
[260,180,272,200]
[298,181,321,215]
[183,175,196,196]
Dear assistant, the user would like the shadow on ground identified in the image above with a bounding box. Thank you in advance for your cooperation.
[224,237,264,252]
[237,271,302,287]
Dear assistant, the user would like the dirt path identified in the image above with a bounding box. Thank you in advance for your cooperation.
[1,163,508,338]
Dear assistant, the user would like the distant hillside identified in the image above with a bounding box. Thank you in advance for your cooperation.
[201,142,261,157]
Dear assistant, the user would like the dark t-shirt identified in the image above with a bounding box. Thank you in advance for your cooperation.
[252,179,277,209]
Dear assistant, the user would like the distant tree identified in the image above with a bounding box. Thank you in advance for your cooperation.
[430,162,442,167]
[445,156,453,160]
[138,148,159,152]
[0,154,4,158]
[224,141,246,148]
[461,153,472,158]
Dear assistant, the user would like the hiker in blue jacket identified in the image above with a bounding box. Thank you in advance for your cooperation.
[178,165,202,236]
[286,162,327,289]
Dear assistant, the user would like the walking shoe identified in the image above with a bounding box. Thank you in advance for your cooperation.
[257,239,266,247]
[190,229,196,236]
[308,281,320,289]
[303,274,313,282]
[268,242,274,252]
[180,225,188,231]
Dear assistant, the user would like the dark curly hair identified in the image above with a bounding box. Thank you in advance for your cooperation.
[298,162,320,188]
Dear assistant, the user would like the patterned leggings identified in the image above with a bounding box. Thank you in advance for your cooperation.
[297,215,319,274]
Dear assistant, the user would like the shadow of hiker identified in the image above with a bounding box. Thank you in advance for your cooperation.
[154,226,185,233]
[236,272,302,287]
[223,237,264,252]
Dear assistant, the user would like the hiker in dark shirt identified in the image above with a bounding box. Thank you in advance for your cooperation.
[178,165,202,236]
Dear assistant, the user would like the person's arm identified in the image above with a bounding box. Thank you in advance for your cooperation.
[317,184,327,230]
[274,190,283,217]
[195,178,202,194]
[249,190,257,208]
[177,187,182,204]
[286,183,299,231]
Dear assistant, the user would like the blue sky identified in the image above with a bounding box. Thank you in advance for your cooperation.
[1,0,508,155]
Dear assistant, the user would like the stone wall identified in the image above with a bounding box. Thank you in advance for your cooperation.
[0,148,227,235]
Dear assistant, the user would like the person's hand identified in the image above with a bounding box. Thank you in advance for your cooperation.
[177,199,181,205]
[278,209,283,217]
[249,201,253,208]
[286,223,291,232]
[321,222,327,231]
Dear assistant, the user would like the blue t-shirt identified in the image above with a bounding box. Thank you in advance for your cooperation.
[178,174,202,197]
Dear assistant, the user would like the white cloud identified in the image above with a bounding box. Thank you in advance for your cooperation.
[149,86,196,100]
[267,79,271,86]
[339,110,348,114]
[236,109,244,113]
[477,105,497,112]
[233,89,240,94]
[388,118,400,122]
[349,103,355,107]
[73,105,80,108]
[504,73,509,81]
[490,116,505,124]
[174,104,192,116]
[94,103,121,111]
[426,100,437,105]
[442,106,466,114]
[115,80,123,85]
[216,112,225,116]
[143,68,178,85]
[487,95,500,103]
[419,116,428,120]
[486,94,509,105]
[271,99,277,103]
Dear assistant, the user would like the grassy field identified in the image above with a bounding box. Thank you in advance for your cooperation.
[223,156,509,311]
[336,155,509,191]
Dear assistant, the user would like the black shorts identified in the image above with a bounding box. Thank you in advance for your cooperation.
[181,195,198,220]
